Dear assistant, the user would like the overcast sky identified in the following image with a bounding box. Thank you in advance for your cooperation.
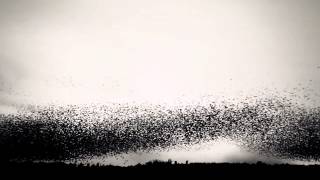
[1,0,320,107]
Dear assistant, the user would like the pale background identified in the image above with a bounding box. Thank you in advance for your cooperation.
[0,0,320,108]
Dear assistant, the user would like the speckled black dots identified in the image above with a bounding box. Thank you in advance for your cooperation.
[0,94,319,162]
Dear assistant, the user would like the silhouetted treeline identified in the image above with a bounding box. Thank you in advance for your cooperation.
[0,160,319,178]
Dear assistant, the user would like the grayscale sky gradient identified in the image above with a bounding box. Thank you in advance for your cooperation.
[0,0,320,107]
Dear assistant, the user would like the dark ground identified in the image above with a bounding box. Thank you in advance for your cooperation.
[1,160,320,179]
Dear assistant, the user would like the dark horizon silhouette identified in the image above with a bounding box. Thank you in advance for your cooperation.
[1,159,320,178]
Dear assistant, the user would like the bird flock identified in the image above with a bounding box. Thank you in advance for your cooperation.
[0,94,319,162]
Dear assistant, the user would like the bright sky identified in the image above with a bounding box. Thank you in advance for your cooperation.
[1,0,320,106]
[71,138,297,166]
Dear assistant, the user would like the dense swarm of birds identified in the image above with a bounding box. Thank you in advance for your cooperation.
[0,94,319,162]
